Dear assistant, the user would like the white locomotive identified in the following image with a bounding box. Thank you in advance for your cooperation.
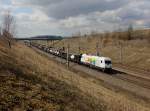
[80,54,112,71]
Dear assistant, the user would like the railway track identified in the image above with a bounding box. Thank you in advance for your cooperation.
[112,72,150,90]
[29,44,150,100]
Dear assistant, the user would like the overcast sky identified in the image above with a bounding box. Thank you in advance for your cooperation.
[0,0,150,37]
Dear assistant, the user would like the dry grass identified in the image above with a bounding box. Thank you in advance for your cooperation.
[0,41,150,111]
[21,44,150,110]
[47,29,150,72]
[0,41,105,111]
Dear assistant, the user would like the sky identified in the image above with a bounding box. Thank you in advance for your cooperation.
[0,0,150,38]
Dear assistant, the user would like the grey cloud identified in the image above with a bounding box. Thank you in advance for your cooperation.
[117,1,150,24]
[119,8,143,20]
[10,0,150,37]
[43,0,130,19]
[12,0,130,19]
[12,0,64,6]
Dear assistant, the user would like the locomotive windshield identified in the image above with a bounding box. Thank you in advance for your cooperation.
[105,60,111,64]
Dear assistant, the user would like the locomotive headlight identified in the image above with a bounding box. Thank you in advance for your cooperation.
[71,55,75,59]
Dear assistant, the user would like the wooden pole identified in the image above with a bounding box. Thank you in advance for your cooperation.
[120,41,123,64]
[78,40,81,54]
[100,37,103,56]
[78,46,80,54]
[46,40,48,46]
[67,44,70,68]
[96,42,100,56]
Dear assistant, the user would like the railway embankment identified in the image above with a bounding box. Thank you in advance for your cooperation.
[30,43,150,111]
[0,41,150,111]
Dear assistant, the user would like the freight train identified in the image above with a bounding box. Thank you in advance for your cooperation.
[29,42,112,72]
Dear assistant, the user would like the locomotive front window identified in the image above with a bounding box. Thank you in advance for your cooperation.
[105,60,111,64]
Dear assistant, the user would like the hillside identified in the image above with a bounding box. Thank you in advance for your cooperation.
[0,41,103,111]
[51,29,150,72]
[0,40,150,111]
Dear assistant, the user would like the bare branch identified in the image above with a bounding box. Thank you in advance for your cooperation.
[1,10,16,48]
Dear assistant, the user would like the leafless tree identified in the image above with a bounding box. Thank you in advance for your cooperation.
[0,27,2,37]
[91,30,98,37]
[148,29,150,43]
[127,24,133,40]
[2,11,16,48]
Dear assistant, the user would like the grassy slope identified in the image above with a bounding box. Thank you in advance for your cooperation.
[0,42,104,111]
[0,41,150,111]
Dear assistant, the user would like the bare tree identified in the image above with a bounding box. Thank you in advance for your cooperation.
[0,27,2,37]
[148,29,150,43]
[91,30,98,37]
[2,11,16,48]
[127,24,133,40]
